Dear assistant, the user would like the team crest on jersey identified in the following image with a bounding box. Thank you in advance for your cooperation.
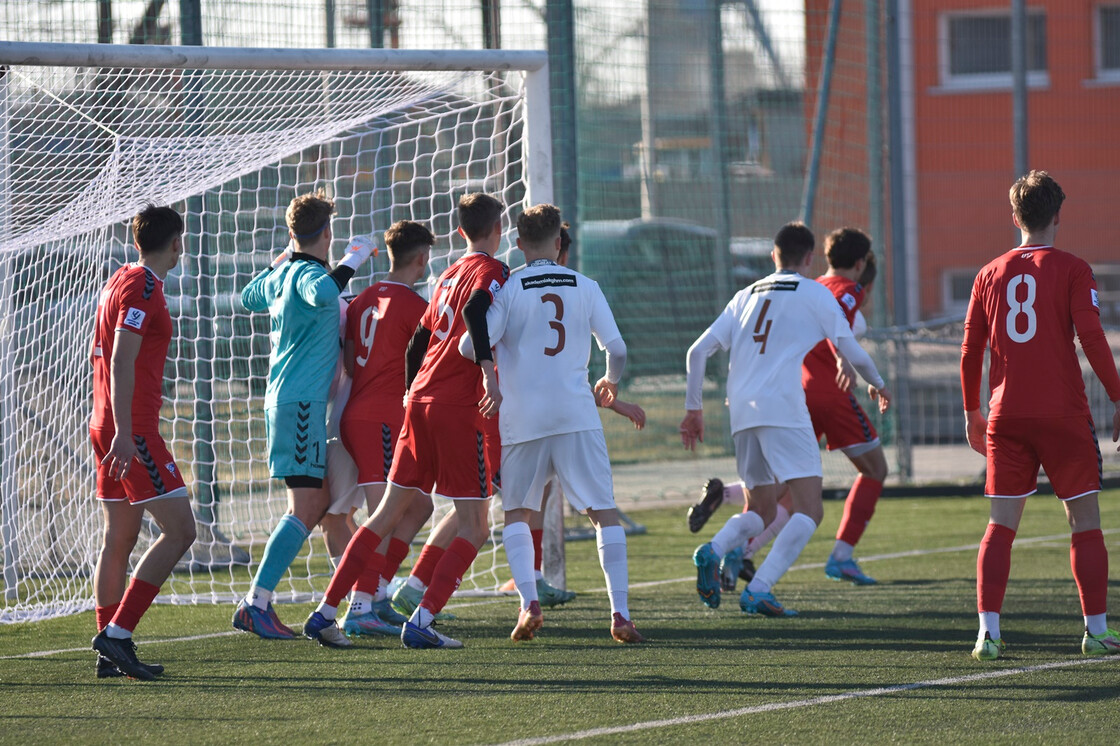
[123,307,146,329]
[166,462,177,476]
[1092,288,1100,308]
[489,279,502,296]
[841,293,857,310]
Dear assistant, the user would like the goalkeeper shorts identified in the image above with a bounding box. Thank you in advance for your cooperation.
[266,401,327,480]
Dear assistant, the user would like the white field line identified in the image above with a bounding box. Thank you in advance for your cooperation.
[5,528,1117,661]
[488,655,1120,746]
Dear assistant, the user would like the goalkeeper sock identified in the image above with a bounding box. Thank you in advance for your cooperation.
[502,522,537,608]
[107,578,161,636]
[747,512,818,595]
[250,514,310,606]
[596,525,629,619]
[421,537,478,615]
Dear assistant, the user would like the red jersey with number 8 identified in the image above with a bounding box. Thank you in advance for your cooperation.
[963,246,1099,421]
[90,264,172,433]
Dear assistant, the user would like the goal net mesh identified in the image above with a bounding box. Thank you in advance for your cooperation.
[0,55,534,622]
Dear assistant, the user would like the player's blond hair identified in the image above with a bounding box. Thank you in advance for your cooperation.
[286,190,335,247]
[517,203,562,249]
[1010,170,1065,233]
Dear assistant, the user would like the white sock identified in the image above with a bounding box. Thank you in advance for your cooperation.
[979,611,1001,641]
[315,602,338,621]
[747,512,818,594]
[247,586,272,611]
[330,555,343,570]
[723,481,748,506]
[104,622,131,640]
[831,539,855,563]
[410,605,434,629]
[349,591,374,616]
[405,575,426,591]
[502,522,538,608]
[710,511,765,557]
[374,577,389,602]
[597,525,629,619]
[1085,613,1108,636]
[743,504,790,559]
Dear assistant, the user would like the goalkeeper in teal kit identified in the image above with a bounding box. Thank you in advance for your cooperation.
[234,191,374,642]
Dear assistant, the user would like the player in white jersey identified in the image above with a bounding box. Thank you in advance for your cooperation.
[463,204,643,643]
[680,222,891,617]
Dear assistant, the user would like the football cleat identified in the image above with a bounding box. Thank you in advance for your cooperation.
[303,612,353,648]
[739,557,756,583]
[96,654,164,679]
[371,598,409,626]
[972,632,1006,661]
[719,548,744,592]
[610,612,645,643]
[537,578,577,608]
[401,621,463,649]
[825,556,877,585]
[390,582,424,618]
[91,631,155,681]
[687,478,725,533]
[740,589,798,617]
[232,600,297,639]
[1082,628,1120,655]
[342,610,402,638]
[510,600,544,642]
[693,543,721,608]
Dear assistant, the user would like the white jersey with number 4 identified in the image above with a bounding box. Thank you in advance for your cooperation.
[487,260,622,446]
[705,269,853,434]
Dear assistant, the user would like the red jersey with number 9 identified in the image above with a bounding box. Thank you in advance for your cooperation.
[963,246,1099,421]
[90,264,172,433]
[409,252,509,407]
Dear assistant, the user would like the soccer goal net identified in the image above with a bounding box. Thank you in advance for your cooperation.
[0,41,552,623]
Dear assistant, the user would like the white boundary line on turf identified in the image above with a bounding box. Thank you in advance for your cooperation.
[6,528,1118,660]
[488,655,1120,746]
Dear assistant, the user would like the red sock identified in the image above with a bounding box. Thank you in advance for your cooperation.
[977,523,1016,613]
[324,527,382,608]
[411,544,445,586]
[420,537,478,615]
[110,579,160,633]
[1071,528,1109,616]
[836,476,882,546]
[383,537,411,581]
[531,529,544,572]
[95,603,119,632]
[353,552,386,596]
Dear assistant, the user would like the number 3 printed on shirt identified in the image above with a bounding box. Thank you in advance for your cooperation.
[541,293,565,356]
[1005,273,1037,343]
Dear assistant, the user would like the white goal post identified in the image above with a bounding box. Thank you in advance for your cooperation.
[0,41,560,623]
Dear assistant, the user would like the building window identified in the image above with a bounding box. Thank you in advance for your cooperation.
[939,10,1048,90]
[943,269,978,315]
[1097,6,1120,80]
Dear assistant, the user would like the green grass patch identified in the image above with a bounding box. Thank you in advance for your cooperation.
[2,492,1120,743]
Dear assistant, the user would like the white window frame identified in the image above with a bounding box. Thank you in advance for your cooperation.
[1095,4,1120,83]
[942,268,980,316]
[937,8,1049,92]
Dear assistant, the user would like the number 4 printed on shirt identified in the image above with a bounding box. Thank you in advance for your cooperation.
[753,298,773,353]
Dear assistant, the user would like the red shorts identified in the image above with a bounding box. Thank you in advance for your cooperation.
[388,401,497,500]
[806,386,878,451]
[91,427,187,504]
[985,415,1102,500]
[340,414,402,486]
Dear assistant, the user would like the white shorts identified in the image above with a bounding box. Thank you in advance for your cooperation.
[500,430,615,514]
[326,437,364,514]
[733,425,822,489]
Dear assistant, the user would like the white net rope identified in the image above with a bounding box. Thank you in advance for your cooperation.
[0,60,531,622]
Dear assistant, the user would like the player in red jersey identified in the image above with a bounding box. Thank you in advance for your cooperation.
[331,220,435,636]
[961,170,1120,660]
[89,205,197,681]
[303,193,509,649]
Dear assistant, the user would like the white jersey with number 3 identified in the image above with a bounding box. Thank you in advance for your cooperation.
[711,269,853,433]
[487,260,622,445]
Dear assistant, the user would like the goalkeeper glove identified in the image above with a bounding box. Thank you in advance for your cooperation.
[270,244,293,269]
[338,235,378,271]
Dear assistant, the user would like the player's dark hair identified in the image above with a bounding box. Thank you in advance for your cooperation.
[1010,170,1065,233]
[824,227,872,270]
[384,220,435,266]
[458,192,504,242]
[558,221,572,265]
[132,203,184,255]
[773,221,815,266]
[517,203,562,249]
[286,190,335,247]
[858,250,877,287]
